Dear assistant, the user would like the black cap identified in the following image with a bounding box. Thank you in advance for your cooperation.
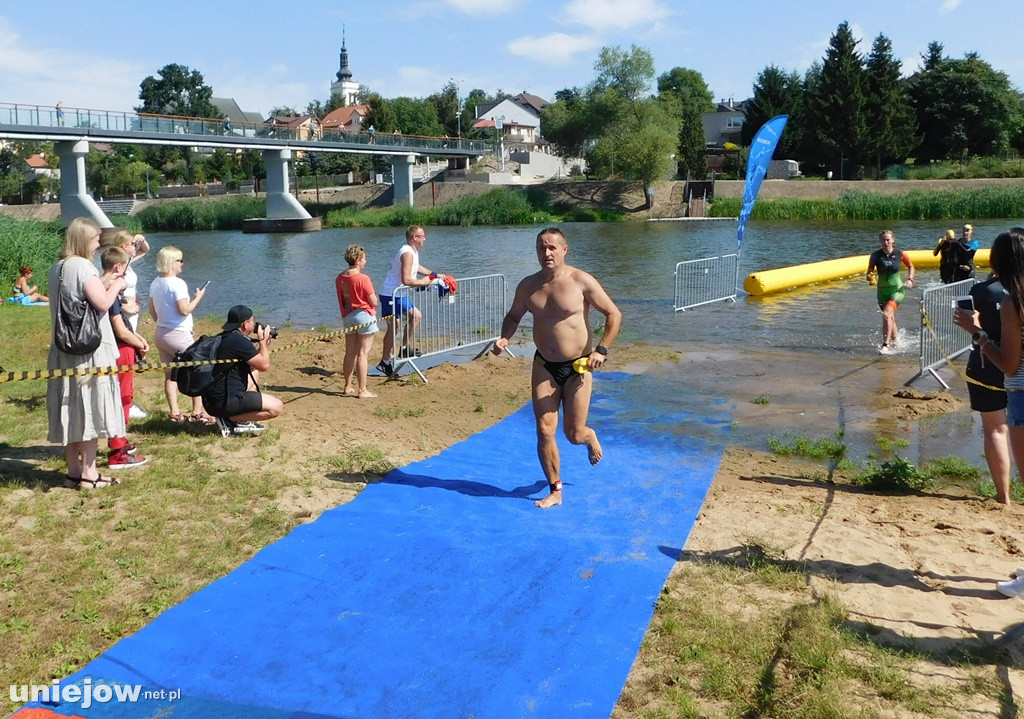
[222,304,253,331]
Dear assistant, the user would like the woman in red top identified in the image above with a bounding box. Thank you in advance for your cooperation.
[336,244,380,398]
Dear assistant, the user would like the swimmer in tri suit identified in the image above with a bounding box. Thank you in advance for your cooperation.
[866,229,914,355]
[493,227,621,509]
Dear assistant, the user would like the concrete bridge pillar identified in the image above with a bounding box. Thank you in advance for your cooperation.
[392,154,416,207]
[55,140,112,229]
[262,149,312,219]
[243,149,320,232]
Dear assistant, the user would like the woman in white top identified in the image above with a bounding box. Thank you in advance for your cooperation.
[149,245,211,423]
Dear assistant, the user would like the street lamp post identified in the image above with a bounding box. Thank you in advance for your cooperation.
[145,166,151,199]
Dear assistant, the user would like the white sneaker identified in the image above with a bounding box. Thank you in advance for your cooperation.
[1012,567,1024,579]
[996,575,1024,598]
[878,344,892,355]
[215,416,234,438]
[232,421,267,435]
[128,403,149,419]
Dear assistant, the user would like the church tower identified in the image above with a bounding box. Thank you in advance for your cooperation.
[330,28,360,106]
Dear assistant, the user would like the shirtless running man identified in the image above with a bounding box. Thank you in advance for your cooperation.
[493,227,622,509]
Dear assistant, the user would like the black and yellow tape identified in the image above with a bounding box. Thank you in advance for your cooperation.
[0,317,387,384]
[920,307,1003,392]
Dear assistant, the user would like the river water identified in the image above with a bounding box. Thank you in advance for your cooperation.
[130,217,1024,466]
[132,218,1020,350]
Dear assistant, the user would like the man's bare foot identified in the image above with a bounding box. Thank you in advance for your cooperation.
[358,390,377,399]
[587,435,603,465]
[534,490,562,509]
[344,386,356,396]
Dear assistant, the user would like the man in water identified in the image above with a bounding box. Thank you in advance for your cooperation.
[493,227,622,509]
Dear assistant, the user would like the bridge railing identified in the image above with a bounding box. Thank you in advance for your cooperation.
[0,102,490,153]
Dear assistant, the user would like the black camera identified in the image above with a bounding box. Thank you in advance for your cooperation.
[254,323,279,339]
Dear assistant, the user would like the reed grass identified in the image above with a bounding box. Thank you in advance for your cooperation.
[0,215,63,295]
[133,196,266,231]
[709,185,1024,221]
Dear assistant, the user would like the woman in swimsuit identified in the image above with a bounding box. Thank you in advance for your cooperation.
[13,266,48,303]
[866,229,914,355]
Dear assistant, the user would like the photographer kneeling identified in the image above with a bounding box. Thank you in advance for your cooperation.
[204,305,284,437]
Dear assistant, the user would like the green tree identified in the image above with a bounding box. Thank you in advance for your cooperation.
[657,67,714,110]
[922,41,944,72]
[795,62,829,173]
[136,64,219,118]
[427,82,460,137]
[586,46,678,185]
[136,64,219,184]
[657,67,713,179]
[741,65,803,155]
[364,94,398,133]
[391,97,444,136]
[268,106,298,119]
[863,33,918,175]
[812,21,868,175]
[910,52,1022,161]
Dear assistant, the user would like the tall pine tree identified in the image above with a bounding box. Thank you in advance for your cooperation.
[863,34,918,176]
[742,65,802,156]
[812,22,867,176]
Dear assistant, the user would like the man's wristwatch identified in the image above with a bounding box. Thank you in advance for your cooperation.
[972,331,988,347]
[595,345,609,356]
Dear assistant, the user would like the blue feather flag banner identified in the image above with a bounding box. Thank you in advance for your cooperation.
[737,115,788,250]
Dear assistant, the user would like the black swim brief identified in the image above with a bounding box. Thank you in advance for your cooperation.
[534,350,586,387]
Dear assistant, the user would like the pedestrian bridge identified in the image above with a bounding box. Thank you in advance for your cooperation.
[0,102,491,231]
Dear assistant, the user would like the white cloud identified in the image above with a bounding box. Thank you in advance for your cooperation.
[938,0,962,15]
[0,16,143,110]
[442,0,516,16]
[562,0,671,31]
[507,32,601,65]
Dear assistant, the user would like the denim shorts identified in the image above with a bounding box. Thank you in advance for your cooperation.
[1006,390,1024,426]
[343,309,378,335]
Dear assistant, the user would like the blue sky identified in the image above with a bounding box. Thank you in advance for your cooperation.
[1,0,1021,118]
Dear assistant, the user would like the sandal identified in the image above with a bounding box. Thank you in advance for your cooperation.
[189,412,215,425]
[77,475,121,490]
[169,412,187,423]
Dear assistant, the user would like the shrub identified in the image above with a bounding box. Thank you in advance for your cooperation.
[853,457,933,492]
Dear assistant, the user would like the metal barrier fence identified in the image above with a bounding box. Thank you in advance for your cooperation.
[673,254,739,311]
[388,274,508,383]
[909,278,975,387]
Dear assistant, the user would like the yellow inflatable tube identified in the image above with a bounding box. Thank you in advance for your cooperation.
[743,248,990,296]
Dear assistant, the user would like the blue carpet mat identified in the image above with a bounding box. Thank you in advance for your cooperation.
[24,372,724,719]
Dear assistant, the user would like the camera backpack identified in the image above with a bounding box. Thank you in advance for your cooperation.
[171,333,225,397]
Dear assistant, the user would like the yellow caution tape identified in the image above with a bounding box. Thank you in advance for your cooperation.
[0,317,386,384]
[920,307,1004,392]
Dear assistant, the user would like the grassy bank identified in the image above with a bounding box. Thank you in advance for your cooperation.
[709,186,1024,221]
[131,188,623,232]
[0,215,62,295]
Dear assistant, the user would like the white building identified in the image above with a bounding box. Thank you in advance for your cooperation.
[330,31,360,107]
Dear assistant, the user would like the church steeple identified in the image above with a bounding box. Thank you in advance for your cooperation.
[336,27,352,82]
[330,26,360,106]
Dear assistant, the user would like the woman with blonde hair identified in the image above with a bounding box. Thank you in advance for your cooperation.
[336,244,379,398]
[46,217,128,488]
[149,245,211,423]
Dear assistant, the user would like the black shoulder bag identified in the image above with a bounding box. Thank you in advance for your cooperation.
[54,260,103,355]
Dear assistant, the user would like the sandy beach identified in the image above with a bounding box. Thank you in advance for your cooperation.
[244,334,1024,714]
[3,320,1023,716]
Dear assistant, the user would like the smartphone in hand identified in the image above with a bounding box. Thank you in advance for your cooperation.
[954,295,974,312]
[199,281,211,291]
